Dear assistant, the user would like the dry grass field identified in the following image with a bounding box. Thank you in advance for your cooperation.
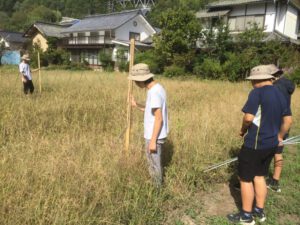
[0,67,299,225]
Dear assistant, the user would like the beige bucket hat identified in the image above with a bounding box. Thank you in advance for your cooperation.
[267,64,283,77]
[246,65,275,80]
[267,64,280,74]
[128,63,154,81]
[21,54,30,61]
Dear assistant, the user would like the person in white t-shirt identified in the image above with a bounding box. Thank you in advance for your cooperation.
[128,63,169,187]
[19,54,38,94]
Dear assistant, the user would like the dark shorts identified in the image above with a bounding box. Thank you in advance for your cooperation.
[23,80,34,94]
[238,145,276,182]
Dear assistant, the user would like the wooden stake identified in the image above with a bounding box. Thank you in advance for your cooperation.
[125,38,135,152]
[38,52,42,93]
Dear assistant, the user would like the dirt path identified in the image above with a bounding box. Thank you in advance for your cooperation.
[201,183,240,217]
[164,183,240,225]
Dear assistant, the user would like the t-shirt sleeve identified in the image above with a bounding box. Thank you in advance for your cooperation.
[242,90,260,115]
[283,107,292,116]
[19,64,23,73]
[19,64,26,74]
[150,92,163,109]
[286,80,295,95]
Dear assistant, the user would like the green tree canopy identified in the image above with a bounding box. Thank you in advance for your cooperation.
[153,8,201,67]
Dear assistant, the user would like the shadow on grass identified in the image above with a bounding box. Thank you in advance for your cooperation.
[162,139,174,179]
[227,147,242,211]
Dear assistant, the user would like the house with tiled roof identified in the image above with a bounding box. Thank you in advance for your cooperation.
[197,0,300,44]
[0,30,28,65]
[24,20,77,52]
[61,9,157,67]
[0,30,28,50]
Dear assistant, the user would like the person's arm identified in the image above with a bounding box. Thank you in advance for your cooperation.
[149,108,163,153]
[20,72,27,82]
[240,113,255,137]
[278,116,292,144]
[31,68,40,73]
[131,96,145,112]
[19,65,27,82]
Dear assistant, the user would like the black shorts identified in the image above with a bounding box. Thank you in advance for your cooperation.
[275,146,284,154]
[238,145,276,182]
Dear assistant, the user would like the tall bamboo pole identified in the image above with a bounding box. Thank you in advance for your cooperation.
[38,52,41,93]
[125,38,135,152]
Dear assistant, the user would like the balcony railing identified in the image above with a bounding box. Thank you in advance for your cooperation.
[63,36,113,45]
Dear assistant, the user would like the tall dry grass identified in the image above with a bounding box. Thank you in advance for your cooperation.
[0,67,299,224]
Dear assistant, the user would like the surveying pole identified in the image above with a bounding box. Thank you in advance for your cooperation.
[125,38,135,152]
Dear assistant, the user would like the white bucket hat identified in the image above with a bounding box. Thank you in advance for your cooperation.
[267,64,283,77]
[128,63,154,81]
[246,65,275,80]
[21,54,30,61]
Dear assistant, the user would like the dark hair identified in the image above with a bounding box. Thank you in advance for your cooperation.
[273,70,283,78]
[144,78,154,85]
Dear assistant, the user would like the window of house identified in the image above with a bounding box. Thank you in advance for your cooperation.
[91,32,98,37]
[129,32,140,41]
[229,15,265,31]
[80,50,100,65]
[211,17,223,27]
[104,30,115,39]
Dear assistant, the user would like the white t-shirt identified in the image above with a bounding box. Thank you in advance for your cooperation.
[144,83,169,140]
[19,62,32,80]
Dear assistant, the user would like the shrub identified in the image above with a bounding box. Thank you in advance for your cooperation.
[163,65,185,77]
[116,47,129,72]
[135,51,163,74]
[222,53,243,81]
[193,58,223,79]
[45,49,70,65]
[118,61,129,72]
[288,68,300,85]
[99,51,114,71]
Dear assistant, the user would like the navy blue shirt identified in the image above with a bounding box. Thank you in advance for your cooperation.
[242,85,291,150]
[273,76,295,109]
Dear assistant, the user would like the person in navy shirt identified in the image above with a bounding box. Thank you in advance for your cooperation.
[228,65,292,225]
[267,65,295,192]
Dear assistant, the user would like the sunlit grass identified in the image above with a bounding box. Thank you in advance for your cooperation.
[0,67,299,224]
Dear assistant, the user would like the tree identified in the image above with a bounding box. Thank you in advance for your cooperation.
[0,11,10,30]
[237,22,265,49]
[153,8,201,69]
[201,21,232,63]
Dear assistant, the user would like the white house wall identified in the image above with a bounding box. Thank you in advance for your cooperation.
[284,5,298,39]
[265,3,276,32]
[115,15,154,41]
[275,2,287,34]
[225,2,299,40]
[0,37,10,48]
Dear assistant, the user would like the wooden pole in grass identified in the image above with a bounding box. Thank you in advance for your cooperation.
[125,38,135,152]
[37,52,42,93]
